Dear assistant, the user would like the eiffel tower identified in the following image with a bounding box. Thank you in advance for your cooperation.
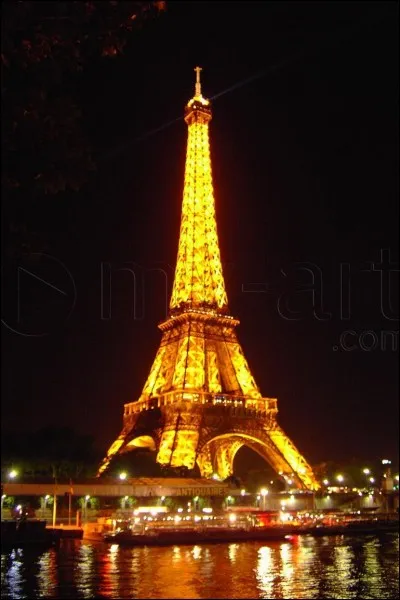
[98,68,319,491]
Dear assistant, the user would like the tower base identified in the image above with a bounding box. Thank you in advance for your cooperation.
[98,392,320,491]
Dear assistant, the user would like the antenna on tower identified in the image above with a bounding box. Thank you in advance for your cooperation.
[194,66,202,96]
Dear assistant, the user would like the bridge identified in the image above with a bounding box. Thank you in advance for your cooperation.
[2,478,230,499]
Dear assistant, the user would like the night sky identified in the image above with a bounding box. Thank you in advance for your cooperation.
[2,1,398,468]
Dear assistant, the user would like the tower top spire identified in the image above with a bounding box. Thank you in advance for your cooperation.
[186,66,210,111]
[194,66,202,97]
[172,67,226,312]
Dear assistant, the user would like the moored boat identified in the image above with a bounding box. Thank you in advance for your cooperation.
[103,515,399,547]
[103,525,295,546]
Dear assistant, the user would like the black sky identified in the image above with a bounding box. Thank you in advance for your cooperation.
[2,1,399,467]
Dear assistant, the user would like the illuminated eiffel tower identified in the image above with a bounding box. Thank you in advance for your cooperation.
[98,68,319,490]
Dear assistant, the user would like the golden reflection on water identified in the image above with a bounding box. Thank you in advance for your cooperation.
[362,538,382,590]
[37,550,57,598]
[76,543,95,598]
[228,543,238,563]
[325,544,356,598]
[134,545,201,599]
[256,545,275,598]
[0,534,398,599]
[280,542,294,597]
[100,542,120,598]
[256,540,315,599]
[192,545,202,560]
[172,545,181,563]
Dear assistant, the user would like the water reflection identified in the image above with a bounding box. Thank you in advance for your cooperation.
[0,534,398,599]
[37,551,57,598]
[136,545,201,598]
[192,545,202,560]
[228,543,238,563]
[362,538,382,593]
[293,537,318,598]
[256,545,275,598]
[1,547,56,600]
[328,545,356,598]
[98,542,120,598]
[76,543,95,598]
[4,549,24,599]
[280,542,294,597]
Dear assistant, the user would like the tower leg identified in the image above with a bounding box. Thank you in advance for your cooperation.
[197,444,213,478]
[97,435,126,476]
[266,425,319,490]
[212,439,243,480]
[157,408,202,470]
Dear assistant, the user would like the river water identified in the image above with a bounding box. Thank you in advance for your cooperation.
[1,533,399,599]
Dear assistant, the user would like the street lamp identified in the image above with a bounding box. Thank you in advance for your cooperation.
[363,468,370,475]
[336,474,344,483]
[8,470,18,480]
[260,488,268,510]
[42,494,50,519]
[84,495,90,523]
[323,479,330,486]
[119,472,127,481]
[369,477,375,484]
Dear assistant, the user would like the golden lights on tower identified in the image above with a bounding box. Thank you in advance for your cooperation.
[97,68,319,492]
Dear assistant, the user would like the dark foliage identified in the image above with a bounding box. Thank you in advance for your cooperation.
[105,451,200,479]
[1,1,166,255]
[1,426,100,479]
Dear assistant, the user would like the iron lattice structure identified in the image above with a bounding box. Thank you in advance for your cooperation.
[98,68,320,491]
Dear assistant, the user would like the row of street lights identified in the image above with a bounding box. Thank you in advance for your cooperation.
[315,472,398,489]
[322,468,388,487]
[5,466,399,487]
[2,464,398,514]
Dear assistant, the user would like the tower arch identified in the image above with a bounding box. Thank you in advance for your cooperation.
[125,435,157,451]
[196,431,308,488]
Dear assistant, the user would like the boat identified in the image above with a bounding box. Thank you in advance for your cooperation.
[1,519,61,549]
[103,524,295,546]
[103,514,399,546]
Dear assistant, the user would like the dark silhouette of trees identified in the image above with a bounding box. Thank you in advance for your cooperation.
[105,451,201,479]
[1,426,100,480]
[1,1,166,255]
